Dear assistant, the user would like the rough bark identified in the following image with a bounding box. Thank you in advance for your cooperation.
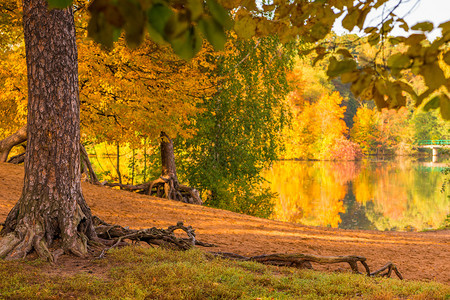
[0,0,96,261]
[1,125,99,181]
[0,126,27,162]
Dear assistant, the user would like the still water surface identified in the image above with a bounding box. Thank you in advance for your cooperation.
[264,158,450,231]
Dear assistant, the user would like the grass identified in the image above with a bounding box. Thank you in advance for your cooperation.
[0,246,449,299]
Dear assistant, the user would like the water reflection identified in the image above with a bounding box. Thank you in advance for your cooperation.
[264,159,450,231]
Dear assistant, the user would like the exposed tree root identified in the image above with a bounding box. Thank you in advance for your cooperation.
[92,217,215,258]
[1,216,404,280]
[211,252,403,280]
[7,152,25,164]
[0,126,27,162]
[104,176,202,205]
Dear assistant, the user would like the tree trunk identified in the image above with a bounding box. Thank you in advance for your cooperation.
[142,132,202,204]
[161,131,179,182]
[0,126,27,162]
[0,0,96,261]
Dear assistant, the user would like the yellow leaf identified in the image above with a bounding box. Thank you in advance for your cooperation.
[411,21,434,32]
[421,63,446,91]
[342,9,359,31]
[234,13,256,40]
[443,51,450,66]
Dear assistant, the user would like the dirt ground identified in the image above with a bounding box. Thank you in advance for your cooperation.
[0,163,449,284]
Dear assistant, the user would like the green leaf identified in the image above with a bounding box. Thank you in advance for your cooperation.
[88,10,120,49]
[411,21,434,32]
[164,14,189,40]
[169,28,200,60]
[423,95,440,111]
[188,0,203,21]
[147,3,173,35]
[47,0,73,9]
[198,17,227,50]
[146,24,166,44]
[440,94,450,120]
[206,0,233,29]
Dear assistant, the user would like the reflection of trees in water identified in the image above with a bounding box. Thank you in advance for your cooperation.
[339,182,376,230]
[266,159,450,231]
[354,161,450,231]
[266,161,360,228]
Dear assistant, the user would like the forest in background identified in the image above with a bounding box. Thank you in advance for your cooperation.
[1,5,449,218]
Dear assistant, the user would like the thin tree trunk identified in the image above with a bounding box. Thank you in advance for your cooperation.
[145,132,202,204]
[160,131,178,181]
[116,142,122,185]
[0,0,96,260]
[143,140,147,183]
[0,126,27,162]
[80,144,100,184]
[131,149,135,185]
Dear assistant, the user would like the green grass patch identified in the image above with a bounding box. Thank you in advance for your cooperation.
[0,246,448,299]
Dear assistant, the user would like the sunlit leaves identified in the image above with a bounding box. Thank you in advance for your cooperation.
[233,10,256,40]
[179,36,295,217]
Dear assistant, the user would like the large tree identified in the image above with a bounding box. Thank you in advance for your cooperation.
[0,0,96,260]
[1,0,449,261]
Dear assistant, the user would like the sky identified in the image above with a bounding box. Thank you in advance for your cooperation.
[333,0,450,40]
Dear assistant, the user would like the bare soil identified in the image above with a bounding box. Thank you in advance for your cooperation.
[0,163,449,284]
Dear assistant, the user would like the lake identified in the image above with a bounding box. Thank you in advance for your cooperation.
[264,158,450,231]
